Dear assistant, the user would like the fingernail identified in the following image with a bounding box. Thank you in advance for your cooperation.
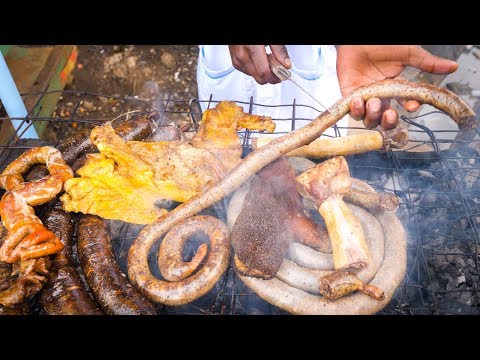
[354,98,362,109]
[370,99,381,112]
[406,100,420,112]
[386,111,396,122]
[285,57,292,67]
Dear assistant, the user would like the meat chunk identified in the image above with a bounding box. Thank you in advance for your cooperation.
[61,124,227,224]
[191,101,275,171]
[231,157,328,279]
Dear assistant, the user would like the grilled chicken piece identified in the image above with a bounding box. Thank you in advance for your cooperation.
[61,124,227,224]
[191,101,275,171]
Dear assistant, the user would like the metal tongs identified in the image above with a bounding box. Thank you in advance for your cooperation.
[267,53,333,115]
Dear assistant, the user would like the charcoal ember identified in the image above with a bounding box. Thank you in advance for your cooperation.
[403,169,446,192]
[436,292,477,314]
[462,168,480,190]
[458,291,473,306]
[423,247,475,308]
[455,257,467,268]
[348,153,391,186]
[107,220,144,246]
[467,258,477,268]
[411,308,435,315]
[420,192,454,206]
[402,191,420,205]
[417,208,452,235]
[449,145,480,161]
[428,279,443,292]
[446,276,464,292]
[470,196,480,207]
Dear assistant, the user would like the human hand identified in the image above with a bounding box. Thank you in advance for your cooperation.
[228,45,291,85]
[336,45,458,130]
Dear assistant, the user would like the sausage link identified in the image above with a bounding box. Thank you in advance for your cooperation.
[58,114,155,166]
[154,216,230,306]
[0,147,73,263]
[39,202,102,315]
[77,215,157,315]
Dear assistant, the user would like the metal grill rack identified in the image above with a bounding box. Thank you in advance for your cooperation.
[1,89,479,315]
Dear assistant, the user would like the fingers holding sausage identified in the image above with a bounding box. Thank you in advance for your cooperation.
[349,95,422,131]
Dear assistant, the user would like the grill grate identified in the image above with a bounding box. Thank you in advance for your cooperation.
[1,88,479,315]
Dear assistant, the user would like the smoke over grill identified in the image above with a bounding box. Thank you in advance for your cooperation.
[0,84,479,314]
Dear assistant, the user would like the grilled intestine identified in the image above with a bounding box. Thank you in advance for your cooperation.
[0,223,51,307]
[0,146,73,307]
[0,147,73,264]
[252,123,409,158]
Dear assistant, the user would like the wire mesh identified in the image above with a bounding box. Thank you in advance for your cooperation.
[1,88,479,315]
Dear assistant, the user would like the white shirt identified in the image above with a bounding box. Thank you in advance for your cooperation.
[196,45,348,138]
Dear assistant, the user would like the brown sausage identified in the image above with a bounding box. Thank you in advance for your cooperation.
[154,215,230,306]
[56,127,94,166]
[70,156,89,174]
[77,215,157,315]
[39,202,102,315]
[58,113,155,166]
[128,79,474,303]
[113,113,157,143]
[25,166,50,183]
